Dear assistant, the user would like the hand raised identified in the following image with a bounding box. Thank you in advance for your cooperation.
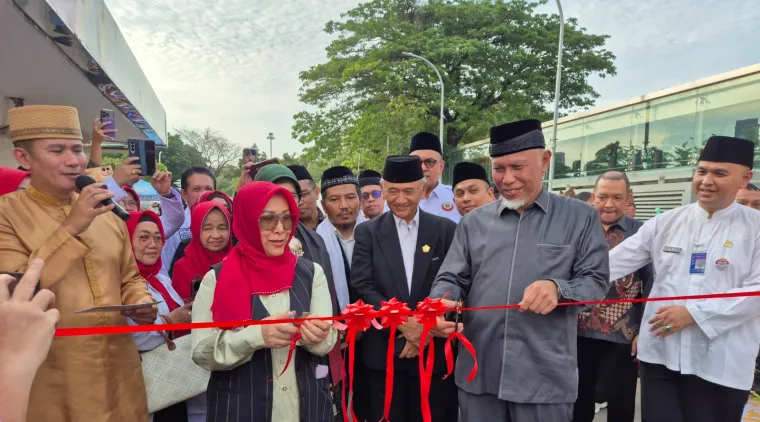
[92,118,115,144]
[112,157,142,186]
[150,170,173,196]
[0,259,59,375]
[63,183,115,236]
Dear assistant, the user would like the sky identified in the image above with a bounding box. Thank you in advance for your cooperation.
[104,0,760,158]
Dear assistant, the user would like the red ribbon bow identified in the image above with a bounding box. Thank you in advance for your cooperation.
[334,300,381,422]
[376,298,412,421]
[414,297,450,422]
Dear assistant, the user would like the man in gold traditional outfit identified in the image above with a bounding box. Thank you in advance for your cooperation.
[0,105,157,422]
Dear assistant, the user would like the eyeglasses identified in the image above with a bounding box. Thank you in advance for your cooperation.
[259,213,298,232]
[287,191,302,203]
[137,235,163,246]
[361,190,382,200]
[300,187,316,198]
[422,158,439,169]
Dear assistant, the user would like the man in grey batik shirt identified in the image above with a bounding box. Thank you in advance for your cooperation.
[429,119,610,422]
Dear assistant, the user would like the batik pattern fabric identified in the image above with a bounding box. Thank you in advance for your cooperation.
[578,221,644,344]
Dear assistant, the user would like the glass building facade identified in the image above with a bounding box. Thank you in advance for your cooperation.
[444,65,760,185]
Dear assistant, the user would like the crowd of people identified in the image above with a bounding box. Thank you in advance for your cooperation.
[0,104,759,422]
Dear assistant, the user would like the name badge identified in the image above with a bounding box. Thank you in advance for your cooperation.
[663,246,682,254]
[690,252,707,274]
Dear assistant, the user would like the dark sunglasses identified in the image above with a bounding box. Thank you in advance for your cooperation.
[361,190,382,200]
[258,213,298,232]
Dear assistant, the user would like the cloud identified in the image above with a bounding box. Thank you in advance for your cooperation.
[536,0,760,105]
[106,0,760,157]
[105,0,360,157]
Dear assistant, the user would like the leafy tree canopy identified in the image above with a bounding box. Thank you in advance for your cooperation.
[293,0,616,172]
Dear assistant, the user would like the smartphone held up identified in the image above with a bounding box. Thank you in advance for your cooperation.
[127,138,156,176]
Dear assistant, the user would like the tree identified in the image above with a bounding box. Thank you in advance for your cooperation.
[162,133,207,178]
[280,152,302,166]
[175,127,239,177]
[293,0,616,169]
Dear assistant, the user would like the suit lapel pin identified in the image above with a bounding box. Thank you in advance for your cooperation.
[724,240,733,248]
[422,245,431,253]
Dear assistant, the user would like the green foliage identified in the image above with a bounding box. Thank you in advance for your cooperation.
[102,153,125,170]
[293,0,616,170]
[162,133,206,179]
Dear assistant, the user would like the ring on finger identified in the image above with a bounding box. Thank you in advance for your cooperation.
[665,325,673,332]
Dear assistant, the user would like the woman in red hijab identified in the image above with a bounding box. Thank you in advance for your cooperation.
[0,167,30,196]
[125,211,204,421]
[193,190,233,213]
[172,202,232,300]
[169,189,236,276]
[121,186,141,211]
[191,182,336,422]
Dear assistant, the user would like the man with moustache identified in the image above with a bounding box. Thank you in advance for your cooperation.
[0,105,157,421]
[351,156,458,422]
[409,132,461,223]
[607,136,760,422]
[430,119,610,422]
[358,169,387,219]
[573,171,654,422]
[288,165,326,230]
[315,166,368,419]
[451,162,495,215]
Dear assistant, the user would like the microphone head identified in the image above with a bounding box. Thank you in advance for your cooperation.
[74,174,97,191]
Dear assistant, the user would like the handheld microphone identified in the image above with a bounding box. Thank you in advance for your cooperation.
[74,175,131,222]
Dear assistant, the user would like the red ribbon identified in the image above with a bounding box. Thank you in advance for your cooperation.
[444,332,477,382]
[54,290,760,337]
[279,333,302,377]
[333,300,380,422]
[413,297,450,422]
[376,298,412,422]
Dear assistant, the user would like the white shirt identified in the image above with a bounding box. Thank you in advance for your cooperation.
[393,208,420,291]
[609,202,760,390]
[129,273,185,352]
[336,229,356,268]
[419,182,461,223]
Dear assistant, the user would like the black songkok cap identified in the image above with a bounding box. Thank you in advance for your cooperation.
[320,166,358,192]
[489,119,545,157]
[382,156,424,183]
[409,131,442,155]
[698,136,754,169]
[358,169,382,188]
[452,162,489,188]
[288,165,313,181]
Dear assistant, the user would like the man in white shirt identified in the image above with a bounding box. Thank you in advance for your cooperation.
[351,155,458,422]
[409,132,462,223]
[608,135,760,422]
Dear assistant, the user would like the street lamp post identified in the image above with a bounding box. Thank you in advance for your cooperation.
[402,52,445,156]
[267,132,274,158]
[547,0,565,191]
